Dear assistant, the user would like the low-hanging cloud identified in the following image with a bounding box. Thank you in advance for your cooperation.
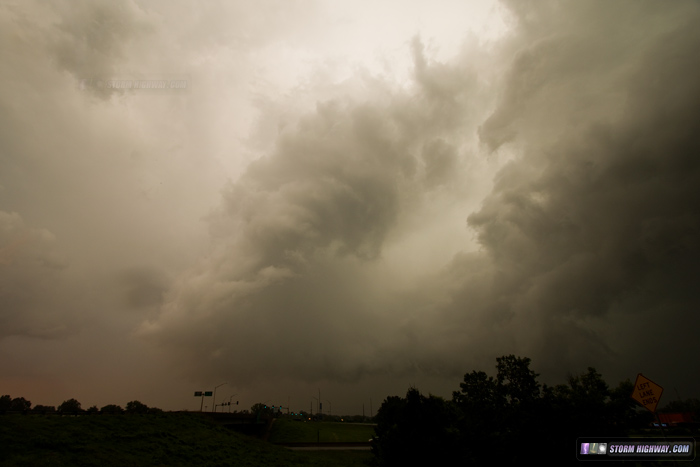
[464,0,700,380]
[139,36,493,384]
[141,0,700,395]
[5,0,698,410]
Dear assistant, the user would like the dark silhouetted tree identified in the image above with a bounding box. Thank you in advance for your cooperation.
[372,395,407,466]
[496,355,540,405]
[373,355,647,466]
[537,369,649,460]
[100,404,124,414]
[58,398,82,414]
[451,369,502,463]
[450,355,542,463]
[249,403,270,414]
[609,378,653,431]
[373,388,459,467]
[0,395,12,413]
[9,397,31,413]
[32,405,56,414]
[125,400,149,414]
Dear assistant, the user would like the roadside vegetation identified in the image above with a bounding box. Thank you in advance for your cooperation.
[372,355,700,466]
[4,355,698,466]
[0,411,371,466]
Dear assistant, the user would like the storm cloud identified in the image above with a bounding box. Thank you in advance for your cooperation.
[2,0,699,412]
[139,36,492,383]
[467,0,700,378]
[0,211,75,339]
[142,0,700,394]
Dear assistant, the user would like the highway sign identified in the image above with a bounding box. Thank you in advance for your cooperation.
[631,374,663,413]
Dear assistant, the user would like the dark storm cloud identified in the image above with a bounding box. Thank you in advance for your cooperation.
[222,101,412,262]
[140,38,490,383]
[142,1,700,397]
[457,0,700,381]
[4,0,693,409]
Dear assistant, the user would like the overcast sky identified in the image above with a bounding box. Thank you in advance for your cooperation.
[2,0,699,415]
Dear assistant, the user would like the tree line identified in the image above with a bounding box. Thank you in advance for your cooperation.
[0,395,162,415]
[371,355,698,466]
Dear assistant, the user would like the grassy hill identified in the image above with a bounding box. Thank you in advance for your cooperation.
[0,413,373,466]
[269,419,376,444]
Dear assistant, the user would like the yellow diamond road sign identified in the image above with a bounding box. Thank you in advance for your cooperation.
[631,373,663,413]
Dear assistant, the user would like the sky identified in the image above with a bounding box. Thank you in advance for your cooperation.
[1,0,699,415]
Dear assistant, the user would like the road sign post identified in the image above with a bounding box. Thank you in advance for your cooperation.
[194,391,213,412]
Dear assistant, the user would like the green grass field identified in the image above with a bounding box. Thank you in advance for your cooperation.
[0,413,374,467]
[269,419,377,444]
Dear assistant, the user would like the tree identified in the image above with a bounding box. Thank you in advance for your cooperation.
[609,378,653,431]
[9,397,31,413]
[125,400,149,414]
[372,356,648,466]
[566,367,611,430]
[373,389,459,467]
[32,405,56,414]
[372,395,407,466]
[0,395,12,413]
[450,355,542,463]
[496,355,540,405]
[58,398,82,414]
[537,369,648,460]
[100,404,124,414]
[453,370,500,424]
[250,403,271,415]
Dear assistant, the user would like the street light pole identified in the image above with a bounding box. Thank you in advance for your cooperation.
[311,396,319,418]
[213,382,226,413]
